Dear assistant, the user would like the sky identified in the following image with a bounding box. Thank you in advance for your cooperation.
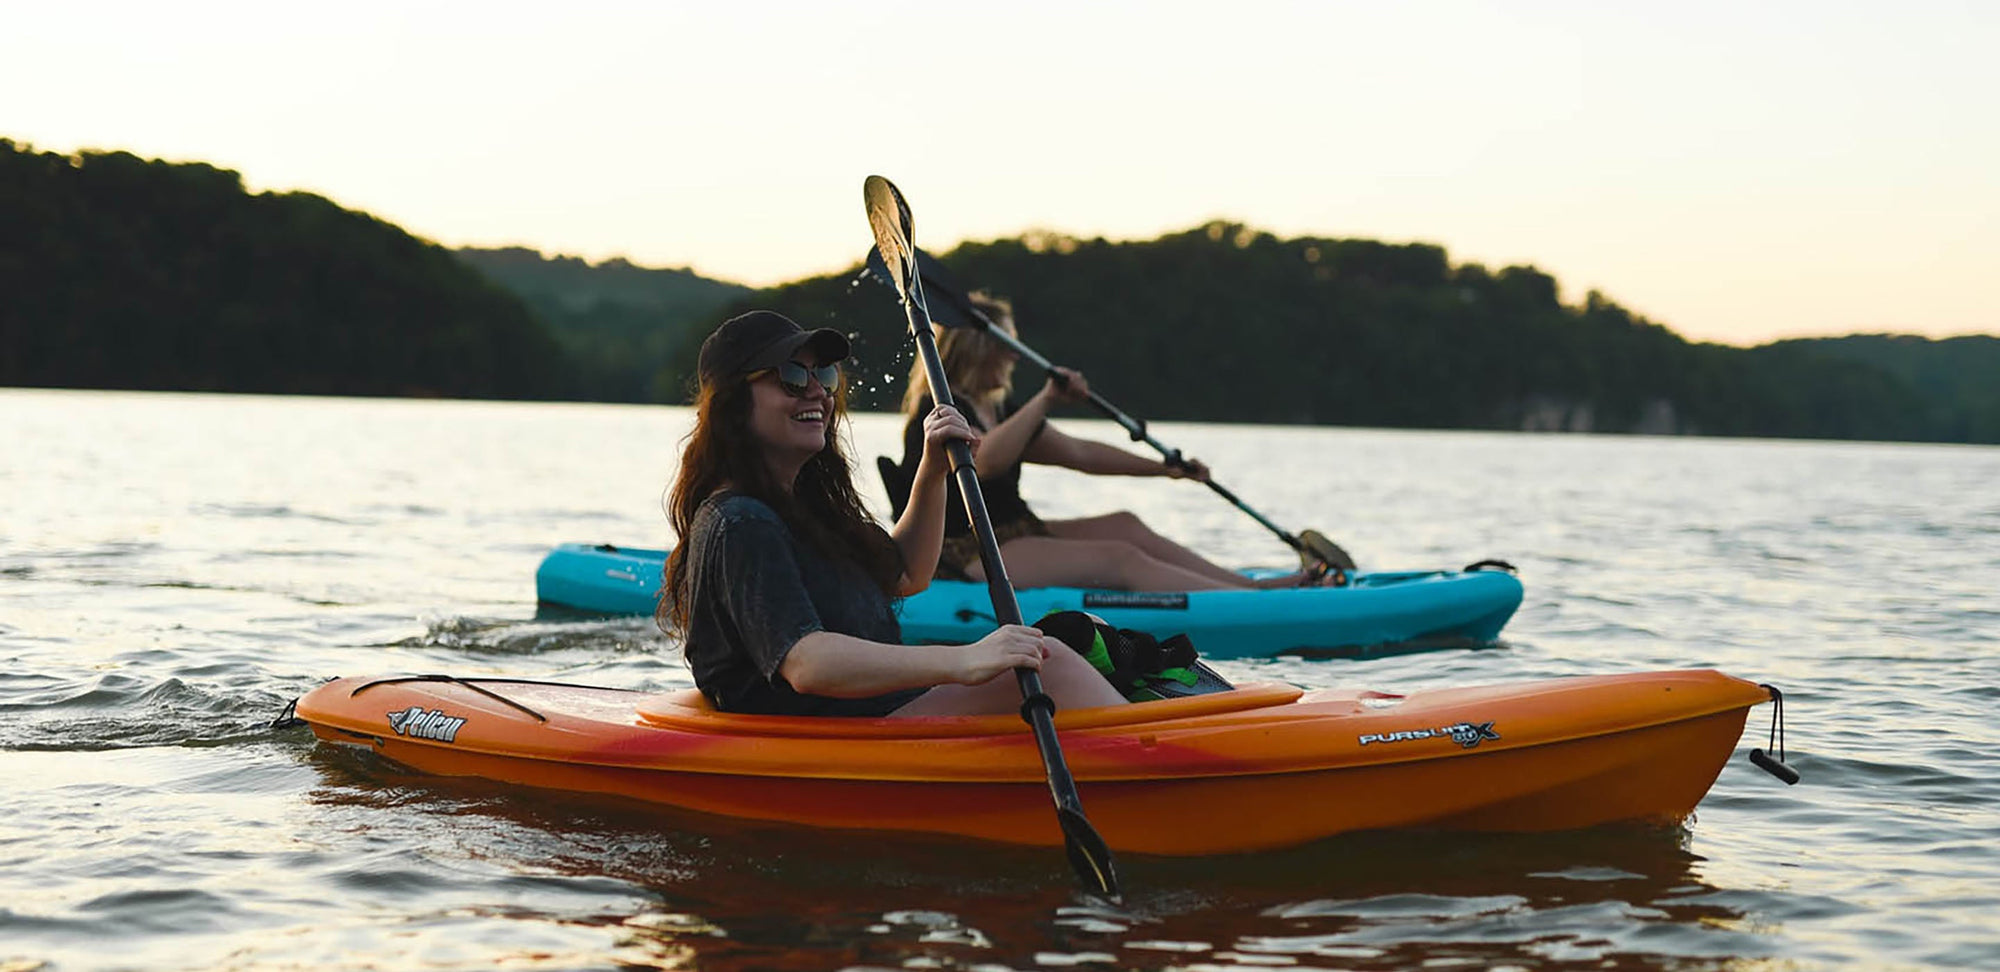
[8,0,1996,345]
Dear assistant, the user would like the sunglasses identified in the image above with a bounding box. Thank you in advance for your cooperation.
[749,360,841,397]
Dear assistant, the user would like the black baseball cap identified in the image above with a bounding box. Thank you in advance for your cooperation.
[695,311,850,386]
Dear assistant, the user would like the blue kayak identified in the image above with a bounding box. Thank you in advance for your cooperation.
[535,542,1523,660]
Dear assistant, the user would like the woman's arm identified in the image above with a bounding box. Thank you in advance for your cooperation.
[969,390,1055,480]
[1021,426,1160,475]
[992,366,1208,479]
[1023,424,1210,479]
[889,404,977,594]
[778,625,1052,698]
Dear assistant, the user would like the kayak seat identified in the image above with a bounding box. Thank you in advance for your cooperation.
[878,456,967,580]
[878,456,914,521]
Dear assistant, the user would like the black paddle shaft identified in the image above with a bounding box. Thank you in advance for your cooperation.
[905,285,1097,820]
[863,175,1120,899]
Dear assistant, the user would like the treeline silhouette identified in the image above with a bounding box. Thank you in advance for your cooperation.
[5,139,1993,443]
[1770,334,2000,443]
[2,140,568,398]
[688,226,1996,443]
[454,247,748,402]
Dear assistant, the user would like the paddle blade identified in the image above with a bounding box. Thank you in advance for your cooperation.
[1299,529,1357,571]
[863,176,916,298]
[909,249,994,328]
[862,245,895,291]
[864,245,983,331]
[1057,806,1123,899]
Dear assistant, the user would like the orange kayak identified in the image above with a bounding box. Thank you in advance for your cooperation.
[294,670,1772,856]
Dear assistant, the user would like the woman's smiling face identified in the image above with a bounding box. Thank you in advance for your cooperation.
[746,354,836,478]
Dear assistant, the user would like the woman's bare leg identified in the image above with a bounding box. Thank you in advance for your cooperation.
[1044,511,1258,588]
[891,634,1128,716]
[959,536,1245,591]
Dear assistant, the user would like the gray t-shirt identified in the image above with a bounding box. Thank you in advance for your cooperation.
[680,491,924,716]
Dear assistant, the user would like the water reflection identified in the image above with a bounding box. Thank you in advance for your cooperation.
[303,748,1754,971]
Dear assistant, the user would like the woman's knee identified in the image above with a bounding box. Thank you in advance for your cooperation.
[1042,538,1137,586]
[1104,510,1143,532]
[1051,511,1141,541]
[1061,643,1137,707]
[1109,543,1175,588]
[1043,636,1097,671]
[1052,538,1147,589]
[1042,643,1115,695]
[1090,510,1154,542]
[1109,511,1175,548]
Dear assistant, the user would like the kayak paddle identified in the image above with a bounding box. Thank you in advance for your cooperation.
[864,245,1358,580]
[862,175,1122,899]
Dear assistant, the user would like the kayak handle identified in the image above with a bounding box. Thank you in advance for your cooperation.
[1750,683,1799,785]
[1750,748,1800,785]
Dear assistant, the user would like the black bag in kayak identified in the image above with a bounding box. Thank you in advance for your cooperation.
[1035,610,1235,701]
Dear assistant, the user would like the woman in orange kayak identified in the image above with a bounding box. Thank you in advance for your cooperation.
[897,293,1319,592]
[661,311,1127,717]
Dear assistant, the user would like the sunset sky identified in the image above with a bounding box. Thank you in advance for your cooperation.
[10,0,1995,344]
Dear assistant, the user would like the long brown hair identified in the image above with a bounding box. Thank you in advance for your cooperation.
[899,292,1018,416]
[659,371,904,633]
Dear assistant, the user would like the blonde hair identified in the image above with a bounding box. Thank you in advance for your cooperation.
[900,292,1018,415]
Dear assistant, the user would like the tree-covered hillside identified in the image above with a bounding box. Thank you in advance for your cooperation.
[6,138,1990,444]
[1,140,570,399]
[678,225,1983,442]
[1768,333,2000,443]
[454,247,748,401]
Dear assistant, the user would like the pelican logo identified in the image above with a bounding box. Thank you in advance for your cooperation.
[387,706,467,743]
[1359,720,1500,749]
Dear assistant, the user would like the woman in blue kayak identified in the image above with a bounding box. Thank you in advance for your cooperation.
[898,293,1318,592]
[661,311,1126,717]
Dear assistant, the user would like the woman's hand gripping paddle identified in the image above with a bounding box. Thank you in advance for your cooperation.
[862,176,1122,899]
[863,245,1358,580]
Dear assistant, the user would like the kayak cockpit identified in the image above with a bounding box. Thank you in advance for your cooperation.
[633,681,1305,738]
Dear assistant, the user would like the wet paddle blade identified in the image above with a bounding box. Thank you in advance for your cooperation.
[1300,528,1357,571]
[862,245,894,291]
[1058,806,1122,899]
[864,245,982,330]
[862,176,915,298]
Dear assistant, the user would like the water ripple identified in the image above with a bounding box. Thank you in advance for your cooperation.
[4,392,1998,970]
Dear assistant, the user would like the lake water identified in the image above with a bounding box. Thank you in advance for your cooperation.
[3,388,1997,971]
